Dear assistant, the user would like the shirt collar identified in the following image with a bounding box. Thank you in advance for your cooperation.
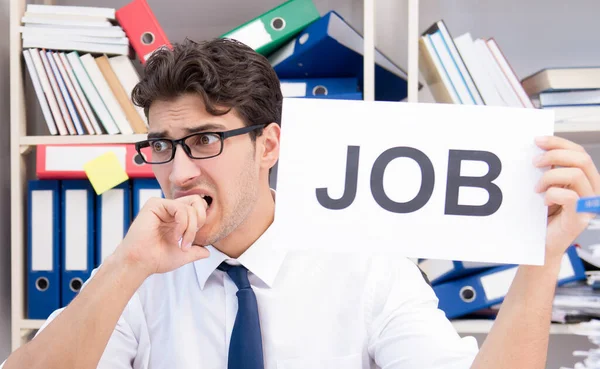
[193,189,286,290]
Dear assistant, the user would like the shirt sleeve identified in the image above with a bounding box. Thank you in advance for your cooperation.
[367,256,479,369]
[0,267,150,369]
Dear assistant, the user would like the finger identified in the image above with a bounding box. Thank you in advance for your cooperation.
[534,149,600,193]
[157,200,189,243]
[183,245,211,263]
[176,195,208,231]
[181,205,198,251]
[544,187,578,210]
[536,167,595,198]
[535,136,587,153]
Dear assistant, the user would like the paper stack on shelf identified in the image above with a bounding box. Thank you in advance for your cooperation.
[522,68,600,124]
[20,4,129,56]
[559,320,600,369]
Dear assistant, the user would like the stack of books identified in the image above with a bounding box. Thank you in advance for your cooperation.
[522,67,600,124]
[418,19,534,109]
[21,3,148,136]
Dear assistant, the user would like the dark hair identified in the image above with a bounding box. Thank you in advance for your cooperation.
[131,38,283,140]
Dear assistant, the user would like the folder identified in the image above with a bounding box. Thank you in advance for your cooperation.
[419,259,499,285]
[132,178,164,218]
[27,180,61,319]
[36,144,154,179]
[96,181,131,266]
[269,11,410,102]
[221,0,319,56]
[280,77,359,97]
[434,245,586,319]
[60,180,95,307]
[116,0,172,64]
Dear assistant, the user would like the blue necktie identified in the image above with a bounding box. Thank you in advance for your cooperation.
[218,262,264,369]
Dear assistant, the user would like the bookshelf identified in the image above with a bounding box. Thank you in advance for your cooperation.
[7,0,423,352]
[8,0,600,356]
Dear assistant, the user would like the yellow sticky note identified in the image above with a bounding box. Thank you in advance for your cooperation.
[83,151,129,195]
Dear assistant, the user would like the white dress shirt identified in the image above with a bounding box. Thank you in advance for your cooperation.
[2,221,479,369]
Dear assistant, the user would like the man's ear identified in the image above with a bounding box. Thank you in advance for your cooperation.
[260,122,280,171]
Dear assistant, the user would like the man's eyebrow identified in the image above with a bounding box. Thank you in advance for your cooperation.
[147,123,228,140]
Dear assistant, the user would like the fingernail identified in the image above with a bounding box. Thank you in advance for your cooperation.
[535,136,548,143]
[184,242,192,250]
[532,154,543,165]
[178,237,183,248]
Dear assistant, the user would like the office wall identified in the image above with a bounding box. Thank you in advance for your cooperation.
[0,0,11,361]
[1,0,599,368]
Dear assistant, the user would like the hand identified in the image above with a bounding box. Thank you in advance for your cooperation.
[114,195,210,278]
[534,136,600,260]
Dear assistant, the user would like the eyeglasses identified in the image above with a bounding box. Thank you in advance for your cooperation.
[135,124,267,164]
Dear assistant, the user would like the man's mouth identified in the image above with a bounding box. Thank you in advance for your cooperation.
[200,194,213,208]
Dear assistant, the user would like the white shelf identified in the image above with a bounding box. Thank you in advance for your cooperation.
[452,319,575,335]
[554,121,600,144]
[20,319,45,330]
[20,134,148,146]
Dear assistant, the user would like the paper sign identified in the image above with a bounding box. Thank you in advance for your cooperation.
[83,151,129,195]
[273,98,555,265]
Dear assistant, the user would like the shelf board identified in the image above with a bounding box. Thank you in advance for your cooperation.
[553,121,600,144]
[20,319,45,330]
[20,134,147,146]
[452,319,574,335]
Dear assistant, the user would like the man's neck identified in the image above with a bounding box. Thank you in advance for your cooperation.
[213,186,275,259]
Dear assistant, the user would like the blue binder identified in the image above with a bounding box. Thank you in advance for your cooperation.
[418,259,499,285]
[132,178,164,218]
[60,180,95,307]
[280,77,359,97]
[434,246,586,319]
[27,180,61,319]
[95,181,131,267]
[269,11,410,101]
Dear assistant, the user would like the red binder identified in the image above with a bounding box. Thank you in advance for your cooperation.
[116,0,172,64]
[36,144,155,179]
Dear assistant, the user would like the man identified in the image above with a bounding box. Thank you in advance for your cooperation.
[3,38,599,369]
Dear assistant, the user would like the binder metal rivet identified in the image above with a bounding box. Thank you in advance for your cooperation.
[35,277,49,292]
[270,17,286,31]
[141,31,155,46]
[459,286,476,303]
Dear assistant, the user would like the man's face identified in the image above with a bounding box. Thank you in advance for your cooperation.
[148,93,269,246]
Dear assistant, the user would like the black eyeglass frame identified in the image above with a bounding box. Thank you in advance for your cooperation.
[135,123,268,164]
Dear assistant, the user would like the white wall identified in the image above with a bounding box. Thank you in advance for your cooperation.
[2,0,599,368]
[0,0,12,362]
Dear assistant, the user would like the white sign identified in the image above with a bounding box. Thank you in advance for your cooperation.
[273,98,555,265]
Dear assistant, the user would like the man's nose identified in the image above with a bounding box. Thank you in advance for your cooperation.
[168,145,201,187]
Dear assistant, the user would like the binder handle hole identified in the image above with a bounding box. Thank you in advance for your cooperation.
[312,85,328,96]
[35,277,49,292]
[459,286,476,303]
[271,17,285,31]
[133,153,146,166]
[141,32,155,46]
[70,278,83,293]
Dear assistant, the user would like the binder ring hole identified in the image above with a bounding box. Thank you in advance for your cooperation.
[312,85,328,96]
[35,277,49,292]
[271,17,285,31]
[70,278,83,293]
[133,153,146,166]
[459,286,476,303]
[141,32,155,46]
[299,33,309,45]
